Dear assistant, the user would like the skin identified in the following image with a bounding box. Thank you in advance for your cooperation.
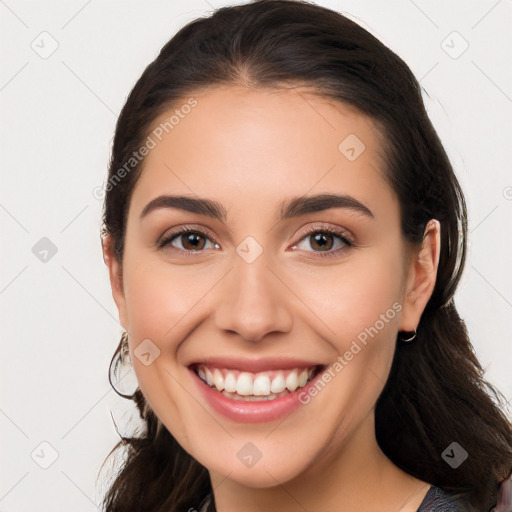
[103,84,441,512]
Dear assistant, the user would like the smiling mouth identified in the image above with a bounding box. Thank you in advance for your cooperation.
[190,363,325,401]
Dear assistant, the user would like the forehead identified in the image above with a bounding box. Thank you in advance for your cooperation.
[129,84,397,223]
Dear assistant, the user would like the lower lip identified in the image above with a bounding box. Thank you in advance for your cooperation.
[189,367,324,423]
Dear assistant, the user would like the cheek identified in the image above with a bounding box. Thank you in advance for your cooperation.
[122,255,207,340]
[120,258,199,436]
[293,246,404,342]
[288,245,404,411]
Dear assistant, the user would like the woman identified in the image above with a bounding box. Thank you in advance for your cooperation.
[99,1,512,510]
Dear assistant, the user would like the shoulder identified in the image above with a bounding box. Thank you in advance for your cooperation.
[416,486,473,512]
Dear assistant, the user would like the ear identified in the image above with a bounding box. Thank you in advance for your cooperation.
[399,219,441,332]
[101,234,128,329]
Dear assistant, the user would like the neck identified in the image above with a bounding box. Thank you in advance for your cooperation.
[209,411,429,512]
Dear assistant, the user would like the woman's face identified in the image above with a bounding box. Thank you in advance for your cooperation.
[105,84,439,490]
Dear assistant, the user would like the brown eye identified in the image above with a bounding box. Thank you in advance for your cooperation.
[158,227,220,254]
[292,227,354,259]
[309,232,335,251]
[180,232,207,251]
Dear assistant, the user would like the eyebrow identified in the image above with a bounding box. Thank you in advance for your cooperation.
[139,193,374,221]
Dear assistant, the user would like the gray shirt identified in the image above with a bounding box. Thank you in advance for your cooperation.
[416,486,471,511]
[197,485,472,512]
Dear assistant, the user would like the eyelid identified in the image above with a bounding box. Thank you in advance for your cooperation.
[292,223,355,246]
[157,222,355,258]
[156,224,219,248]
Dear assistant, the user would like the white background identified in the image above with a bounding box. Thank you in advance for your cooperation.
[1,0,511,510]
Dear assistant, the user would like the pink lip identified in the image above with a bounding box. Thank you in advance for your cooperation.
[187,356,323,373]
[188,365,325,423]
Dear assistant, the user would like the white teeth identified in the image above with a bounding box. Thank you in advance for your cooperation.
[270,373,286,393]
[224,373,237,393]
[195,365,317,398]
[222,390,287,401]
[298,369,308,387]
[236,372,253,396]
[213,369,224,391]
[253,375,271,396]
[285,371,299,392]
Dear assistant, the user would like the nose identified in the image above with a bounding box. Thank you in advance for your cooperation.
[214,252,293,343]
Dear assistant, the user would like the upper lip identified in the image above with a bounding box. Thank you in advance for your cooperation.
[188,356,326,373]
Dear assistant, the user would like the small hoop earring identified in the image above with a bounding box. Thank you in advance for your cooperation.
[399,329,417,342]
[109,331,139,398]
[120,331,130,362]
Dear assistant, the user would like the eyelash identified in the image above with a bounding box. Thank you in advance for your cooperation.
[296,225,354,259]
[157,224,354,259]
[157,225,219,258]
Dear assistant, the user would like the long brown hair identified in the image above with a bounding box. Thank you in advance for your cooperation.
[99,1,512,510]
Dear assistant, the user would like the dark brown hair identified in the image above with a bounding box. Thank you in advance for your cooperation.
[99,1,512,510]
